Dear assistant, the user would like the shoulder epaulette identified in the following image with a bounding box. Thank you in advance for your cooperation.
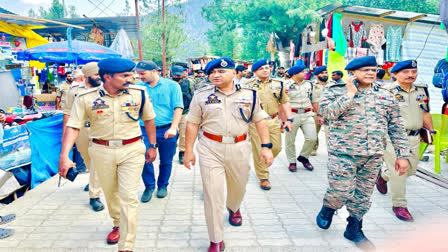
[194,85,214,94]
[244,78,257,85]
[414,83,428,88]
[240,84,257,91]
[77,87,99,96]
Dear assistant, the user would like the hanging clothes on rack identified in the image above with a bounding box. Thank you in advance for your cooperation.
[367,24,386,65]
[347,21,367,48]
[319,19,326,41]
[386,26,403,62]
[331,13,348,56]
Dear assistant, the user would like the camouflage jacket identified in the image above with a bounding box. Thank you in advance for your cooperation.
[319,82,411,158]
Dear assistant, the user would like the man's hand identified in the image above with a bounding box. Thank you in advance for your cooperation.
[395,158,410,176]
[183,150,195,169]
[58,156,76,179]
[283,121,293,132]
[259,148,273,168]
[346,75,358,98]
[0,113,5,124]
[164,127,177,139]
[317,116,324,125]
[145,148,157,163]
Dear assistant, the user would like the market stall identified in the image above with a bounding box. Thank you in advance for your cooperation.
[292,4,447,112]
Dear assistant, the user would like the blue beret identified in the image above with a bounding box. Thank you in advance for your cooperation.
[205,57,235,75]
[287,65,306,76]
[252,59,270,72]
[313,66,327,75]
[98,58,136,73]
[391,60,417,73]
[345,56,377,70]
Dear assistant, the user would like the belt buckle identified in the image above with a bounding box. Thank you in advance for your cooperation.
[109,140,123,147]
[298,108,304,113]
[221,136,235,144]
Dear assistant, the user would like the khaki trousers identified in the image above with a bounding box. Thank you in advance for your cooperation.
[89,140,146,251]
[248,118,282,180]
[178,114,187,152]
[197,136,251,243]
[285,112,317,162]
[75,127,101,198]
[381,135,420,207]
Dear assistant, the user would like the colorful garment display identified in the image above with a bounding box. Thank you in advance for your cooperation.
[386,26,403,62]
[367,24,386,52]
[331,13,348,56]
[347,21,367,48]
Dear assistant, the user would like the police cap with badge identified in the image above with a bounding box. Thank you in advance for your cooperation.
[205,57,235,75]
[313,65,327,75]
[287,64,306,76]
[391,60,417,73]
[251,59,270,72]
[135,60,158,72]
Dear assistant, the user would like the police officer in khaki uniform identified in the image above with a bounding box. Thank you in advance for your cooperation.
[285,65,317,172]
[245,59,293,190]
[59,58,157,252]
[62,63,104,212]
[310,66,329,156]
[56,72,73,110]
[183,58,273,252]
[376,60,434,221]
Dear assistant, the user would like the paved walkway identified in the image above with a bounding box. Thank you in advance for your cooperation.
[1,132,448,251]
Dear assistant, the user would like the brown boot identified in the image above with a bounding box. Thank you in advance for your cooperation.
[228,208,242,226]
[288,163,297,172]
[393,207,414,221]
[259,179,271,190]
[106,226,119,244]
[208,241,225,252]
[376,174,388,194]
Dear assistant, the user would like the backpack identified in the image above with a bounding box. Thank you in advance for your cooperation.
[442,72,448,103]
[432,59,448,88]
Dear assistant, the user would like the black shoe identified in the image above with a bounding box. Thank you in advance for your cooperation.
[343,216,375,250]
[89,198,104,212]
[141,188,154,203]
[84,184,89,192]
[316,205,335,229]
[297,156,314,171]
[179,151,184,165]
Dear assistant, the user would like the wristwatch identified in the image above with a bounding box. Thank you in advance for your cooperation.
[261,143,273,149]
[287,118,294,122]
[148,143,159,149]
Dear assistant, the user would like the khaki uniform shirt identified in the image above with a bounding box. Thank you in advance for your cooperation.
[312,80,331,103]
[63,82,90,115]
[384,82,430,130]
[67,85,156,140]
[56,82,71,109]
[187,84,268,136]
[245,78,289,116]
[287,80,316,109]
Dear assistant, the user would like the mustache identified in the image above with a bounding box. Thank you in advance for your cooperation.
[122,82,132,86]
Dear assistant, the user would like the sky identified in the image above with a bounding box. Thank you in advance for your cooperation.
[0,0,137,17]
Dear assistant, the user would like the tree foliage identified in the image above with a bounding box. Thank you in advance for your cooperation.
[141,10,188,65]
[27,0,79,19]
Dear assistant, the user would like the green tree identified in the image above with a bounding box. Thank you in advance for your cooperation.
[28,0,79,19]
[141,11,188,65]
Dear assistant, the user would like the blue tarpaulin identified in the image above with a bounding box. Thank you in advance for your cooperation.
[27,114,66,188]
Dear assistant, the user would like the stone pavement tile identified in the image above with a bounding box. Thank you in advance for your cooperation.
[191,225,207,233]
[0,240,20,248]
[87,240,116,249]
[251,224,285,232]
[159,231,190,240]
[292,237,328,246]
[225,239,258,247]
[17,240,53,249]
[255,231,289,239]
[27,232,62,240]
[160,225,191,233]
[157,239,189,248]
[190,232,209,240]
[189,239,209,248]
[134,239,156,248]
[258,238,292,246]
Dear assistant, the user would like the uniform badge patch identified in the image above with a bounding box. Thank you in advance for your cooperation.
[205,94,221,105]
[220,60,228,67]
[395,94,405,102]
[92,98,109,110]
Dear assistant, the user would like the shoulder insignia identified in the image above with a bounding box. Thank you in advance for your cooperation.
[240,84,257,91]
[194,85,214,94]
[77,87,99,97]
[244,79,257,85]
[414,83,428,88]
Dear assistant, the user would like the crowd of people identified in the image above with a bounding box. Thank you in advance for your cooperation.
[53,55,434,252]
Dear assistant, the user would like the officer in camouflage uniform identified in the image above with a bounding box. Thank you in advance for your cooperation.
[245,59,293,190]
[284,65,317,172]
[311,66,330,156]
[315,56,411,250]
[376,60,434,222]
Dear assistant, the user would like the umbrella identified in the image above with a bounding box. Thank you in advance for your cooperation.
[17,40,121,64]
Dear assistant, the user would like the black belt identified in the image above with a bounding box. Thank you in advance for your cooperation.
[406,129,420,136]
[156,123,171,129]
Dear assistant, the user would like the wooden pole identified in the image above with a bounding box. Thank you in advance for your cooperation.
[162,0,166,77]
[135,0,143,61]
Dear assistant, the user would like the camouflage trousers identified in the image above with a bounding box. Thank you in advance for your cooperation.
[323,153,383,220]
